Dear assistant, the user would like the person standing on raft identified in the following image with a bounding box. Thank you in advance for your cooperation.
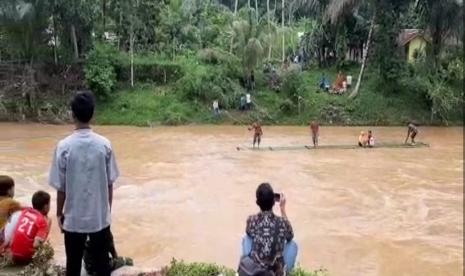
[405,122,419,145]
[249,122,263,149]
[310,121,319,148]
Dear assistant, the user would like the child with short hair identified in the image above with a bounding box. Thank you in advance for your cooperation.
[2,190,51,263]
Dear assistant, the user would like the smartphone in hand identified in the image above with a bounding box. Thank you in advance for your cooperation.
[274,193,281,202]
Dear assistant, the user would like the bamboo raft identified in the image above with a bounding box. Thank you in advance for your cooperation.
[236,142,429,151]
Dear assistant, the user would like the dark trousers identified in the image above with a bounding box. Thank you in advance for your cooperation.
[64,226,112,276]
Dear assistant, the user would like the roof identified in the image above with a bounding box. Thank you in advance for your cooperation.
[398,29,427,46]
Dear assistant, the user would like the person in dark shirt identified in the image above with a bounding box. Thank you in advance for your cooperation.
[241,183,298,275]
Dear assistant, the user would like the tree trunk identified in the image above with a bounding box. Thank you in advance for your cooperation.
[118,10,122,50]
[52,15,58,65]
[288,0,293,25]
[71,24,79,60]
[172,37,176,61]
[349,14,376,99]
[255,0,258,22]
[282,0,285,62]
[229,0,239,53]
[102,0,106,33]
[267,0,272,60]
[130,27,134,88]
[248,0,251,9]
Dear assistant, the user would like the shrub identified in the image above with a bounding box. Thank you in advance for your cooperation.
[114,54,184,84]
[197,48,226,64]
[161,102,191,125]
[279,98,296,115]
[290,267,329,276]
[176,62,245,109]
[166,259,236,276]
[281,71,305,104]
[84,43,118,99]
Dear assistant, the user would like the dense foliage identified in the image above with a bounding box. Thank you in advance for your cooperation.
[0,0,463,125]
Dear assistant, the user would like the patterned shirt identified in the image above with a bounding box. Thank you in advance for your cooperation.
[246,211,294,270]
[49,129,119,233]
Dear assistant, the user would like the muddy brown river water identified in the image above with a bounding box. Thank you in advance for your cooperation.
[0,123,462,276]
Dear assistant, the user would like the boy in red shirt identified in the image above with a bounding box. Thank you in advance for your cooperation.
[5,191,51,263]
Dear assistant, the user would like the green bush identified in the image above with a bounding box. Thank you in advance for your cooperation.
[290,267,329,276]
[175,61,245,109]
[197,48,228,64]
[84,43,118,99]
[166,259,236,276]
[161,102,191,125]
[114,54,184,84]
[281,71,305,104]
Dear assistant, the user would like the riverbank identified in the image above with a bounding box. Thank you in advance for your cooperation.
[0,246,328,276]
[1,60,462,127]
[94,68,462,127]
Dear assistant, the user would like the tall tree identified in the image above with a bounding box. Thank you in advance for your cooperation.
[267,0,272,59]
[255,0,259,22]
[0,0,52,62]
[282,0,285,62]
[326,0,375,98]
[415,0,463,67]
[350,13,374,98]
[229,0,239,53]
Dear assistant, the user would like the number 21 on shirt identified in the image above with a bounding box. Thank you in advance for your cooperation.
[18,217,34,236]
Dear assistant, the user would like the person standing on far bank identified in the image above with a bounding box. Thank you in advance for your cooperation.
[49,91,119,276]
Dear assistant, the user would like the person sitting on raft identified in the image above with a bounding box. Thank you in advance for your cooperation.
[367,130,375,148]
[248,122,263,149]
[405,122,418,145]
[358,131,368,147]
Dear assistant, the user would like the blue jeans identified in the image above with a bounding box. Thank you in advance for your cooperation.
[241,236,298,272]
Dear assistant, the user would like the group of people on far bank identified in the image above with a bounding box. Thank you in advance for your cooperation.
[0,91,298,276]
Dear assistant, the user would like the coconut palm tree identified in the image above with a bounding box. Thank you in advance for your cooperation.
[0,0,51,62]
[324,0,375,98]
[229,0,238,53]
[281,0,285,62]
[267,0,272,59]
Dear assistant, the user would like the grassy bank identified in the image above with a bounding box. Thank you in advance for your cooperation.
[0,244,328,276]
[95,64,462,127]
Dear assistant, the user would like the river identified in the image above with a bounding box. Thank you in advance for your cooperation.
[0,123,462,276]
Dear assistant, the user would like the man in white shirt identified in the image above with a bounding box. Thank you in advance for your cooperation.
[246,93,251,110]
[213,100,219,116]
[49,91,119,276]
